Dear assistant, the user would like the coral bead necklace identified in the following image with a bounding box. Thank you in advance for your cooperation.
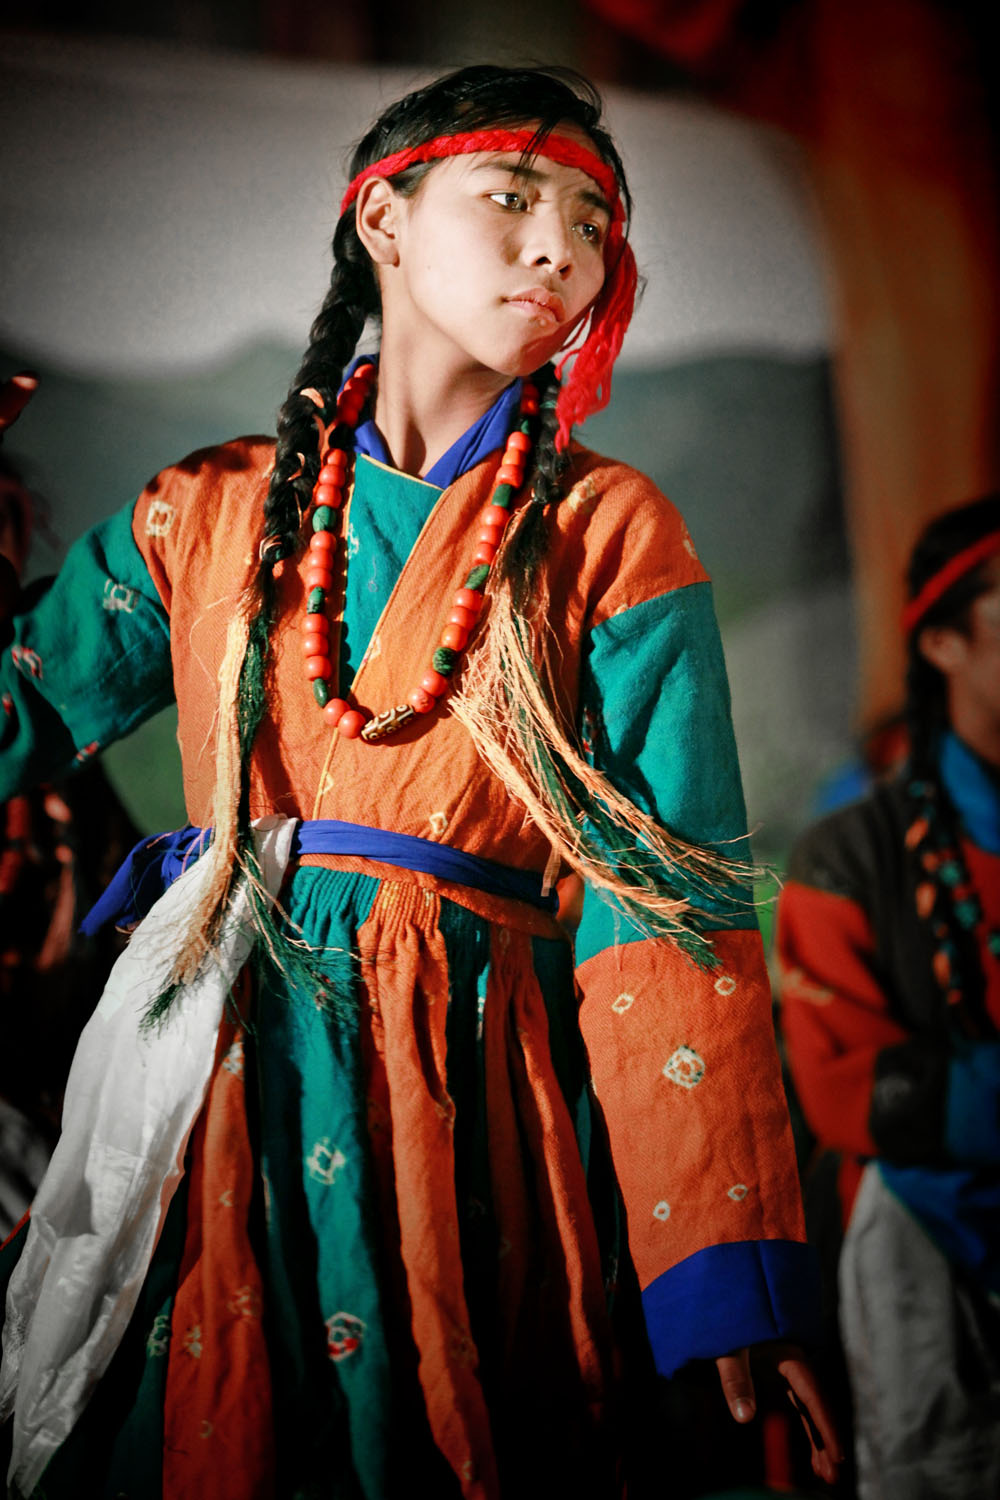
[300,361,539,743]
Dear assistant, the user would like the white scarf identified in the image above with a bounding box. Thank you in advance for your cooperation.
[0,816,297,1496]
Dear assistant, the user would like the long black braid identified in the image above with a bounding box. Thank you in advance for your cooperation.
[902,493,1000,1036]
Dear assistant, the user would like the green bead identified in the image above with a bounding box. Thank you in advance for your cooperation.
[312,678,330,707]
[312,505,333,532]
[519,419,533,434]
[988,932,1000,957]
[465,564,490,591]
[939,860,961,887]
[954,898,980,930]
[307,587,326,613]
[433,647,458,676]
[492,484,515,508]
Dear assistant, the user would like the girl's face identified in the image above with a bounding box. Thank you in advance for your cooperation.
[371,132,612,385]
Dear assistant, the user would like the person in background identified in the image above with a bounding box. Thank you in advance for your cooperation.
[0,429,140,1237]
[778,494,1000,1498]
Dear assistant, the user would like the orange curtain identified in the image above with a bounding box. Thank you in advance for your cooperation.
[588,0,1000,736]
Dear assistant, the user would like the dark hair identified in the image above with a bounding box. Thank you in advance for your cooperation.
[903,493,1000,1033]
[905,492,1000,752]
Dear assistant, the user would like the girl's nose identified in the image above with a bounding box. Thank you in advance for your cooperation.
[522,214,575,278]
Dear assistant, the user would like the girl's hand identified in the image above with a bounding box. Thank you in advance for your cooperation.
[0,372,38,436]
[715,1342,843,1484]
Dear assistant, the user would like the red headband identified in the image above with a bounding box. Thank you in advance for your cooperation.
[340,128,638,450]
[902,529,1000,634]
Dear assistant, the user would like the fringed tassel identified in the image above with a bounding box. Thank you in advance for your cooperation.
[450,516,758,965]
[143,584,354,1029]
[152,599,254,1009]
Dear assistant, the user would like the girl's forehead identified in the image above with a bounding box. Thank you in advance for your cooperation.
[434,143,612,208]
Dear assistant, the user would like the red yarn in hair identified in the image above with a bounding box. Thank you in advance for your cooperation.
[340,128,638,451]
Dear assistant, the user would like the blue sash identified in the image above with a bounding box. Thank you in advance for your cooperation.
[81,818,558,935]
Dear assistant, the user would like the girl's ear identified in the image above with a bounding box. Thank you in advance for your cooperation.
[355,178,403,267]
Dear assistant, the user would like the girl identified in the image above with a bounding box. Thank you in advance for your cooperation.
[0,66,837,1500]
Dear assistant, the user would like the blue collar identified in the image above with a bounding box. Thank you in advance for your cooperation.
[939,730,1000,854]
[344,354,523,490]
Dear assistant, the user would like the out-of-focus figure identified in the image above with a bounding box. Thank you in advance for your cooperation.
[778,495,1000,1498]
[0,447,139,1237]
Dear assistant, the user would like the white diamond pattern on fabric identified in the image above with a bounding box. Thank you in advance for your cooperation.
[0,816,298,1496]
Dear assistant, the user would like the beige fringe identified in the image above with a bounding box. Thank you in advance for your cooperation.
[169,594,253,986]
[450,512,757,956]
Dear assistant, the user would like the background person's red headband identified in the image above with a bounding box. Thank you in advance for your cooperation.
[340,128,638,451]
[902,529,1000,634]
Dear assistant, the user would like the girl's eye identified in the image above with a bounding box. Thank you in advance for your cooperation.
[576,221,606,246]
[488,191,527,211]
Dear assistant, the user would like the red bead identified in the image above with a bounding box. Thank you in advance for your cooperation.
[302,633,328,657]
[455,588,484,613]
[442,624,470,650]
[323,449,348,470]
[507,430,531,452]
[323,697,349,726]
[337,396,363,422]
[313,483,342,508]
[477,525,504,548]
[301,612,330,633]
[521,381,539,401]
[481,505,510,530]
[305,566,335,591]
[421,669,449,697]
[305,654,333,680]
[309,530,336,555]
[408,687,436,714]
[337,709,367,739]
[448,605,476,630]
[496,465,522,486]
[472,543,497,566]
[520,397,539,415]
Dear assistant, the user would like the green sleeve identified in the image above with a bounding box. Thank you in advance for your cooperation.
[0,502,173,798]
[575,580,756,966]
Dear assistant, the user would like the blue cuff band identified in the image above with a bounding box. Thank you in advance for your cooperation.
[640,1239,822,1377]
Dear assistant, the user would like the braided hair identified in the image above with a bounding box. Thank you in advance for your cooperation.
[903,493,1000,1034]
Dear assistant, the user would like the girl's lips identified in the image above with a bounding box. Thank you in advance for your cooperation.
[505,290,565,326]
